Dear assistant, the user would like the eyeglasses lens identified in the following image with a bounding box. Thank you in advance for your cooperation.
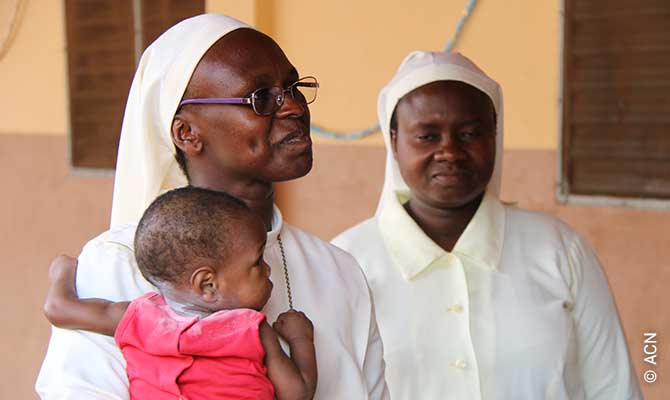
[251,77,318,116]
[252,87,282,115]
[293,77,317,105]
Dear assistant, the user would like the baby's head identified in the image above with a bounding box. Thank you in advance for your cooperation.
[134,187,272,315]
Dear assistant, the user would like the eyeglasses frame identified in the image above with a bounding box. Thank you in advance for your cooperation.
[178,76,319,116]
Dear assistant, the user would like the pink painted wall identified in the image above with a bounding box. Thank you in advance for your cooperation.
[3,136,667,398]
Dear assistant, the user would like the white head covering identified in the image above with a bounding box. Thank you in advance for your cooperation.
[376,51,504,215]
[110,14,252,228]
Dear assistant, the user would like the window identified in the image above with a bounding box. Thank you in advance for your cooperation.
[560,0,670,205]
[65,0,204,170]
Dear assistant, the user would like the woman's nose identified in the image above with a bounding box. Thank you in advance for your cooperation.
[274,91,305,118]
[434,135,466,162]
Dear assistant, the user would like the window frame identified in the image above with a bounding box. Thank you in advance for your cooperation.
[65,0,204,174]
[556,0,670,210]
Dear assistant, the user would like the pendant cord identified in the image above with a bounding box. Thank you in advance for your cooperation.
[277,234,294,310]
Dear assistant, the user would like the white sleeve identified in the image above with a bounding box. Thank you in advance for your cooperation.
[569,235,642,400]
[362,288,390,400]
[35,232,153,399]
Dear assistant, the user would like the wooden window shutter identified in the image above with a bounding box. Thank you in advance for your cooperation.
[66,0,205,170]
[562,0,670,199]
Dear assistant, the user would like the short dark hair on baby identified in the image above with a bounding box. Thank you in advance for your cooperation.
[134,186,250,287]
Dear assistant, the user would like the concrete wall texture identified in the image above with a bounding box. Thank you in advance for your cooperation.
[1,0,667,398]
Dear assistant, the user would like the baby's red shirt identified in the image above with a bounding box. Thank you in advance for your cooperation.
[115,292,274,400]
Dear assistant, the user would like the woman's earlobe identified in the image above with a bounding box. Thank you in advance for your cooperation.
[172,116,203,155]
[390,128,399,158]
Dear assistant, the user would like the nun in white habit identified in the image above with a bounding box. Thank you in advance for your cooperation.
[36,14,389,399]
[333,51,641,399]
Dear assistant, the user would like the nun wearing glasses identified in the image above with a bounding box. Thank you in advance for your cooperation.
[36,14,389,400]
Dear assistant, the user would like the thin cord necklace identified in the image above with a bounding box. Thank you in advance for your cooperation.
[277,234,294,310]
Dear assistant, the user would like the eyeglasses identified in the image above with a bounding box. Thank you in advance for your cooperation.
[178,76,319,116]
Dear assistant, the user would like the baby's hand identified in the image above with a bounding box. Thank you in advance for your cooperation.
[272,310,314,343]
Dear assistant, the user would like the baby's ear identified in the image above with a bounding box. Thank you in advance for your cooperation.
[190,266,218,302]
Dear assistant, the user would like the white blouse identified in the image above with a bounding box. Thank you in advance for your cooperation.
[36,206,389,400]
[333,191,641,400]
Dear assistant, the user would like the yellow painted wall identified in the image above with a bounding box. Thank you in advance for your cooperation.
[265,0,559,149]
[205,0,256,26]
[1,0,560,149]
[0,0,67,135]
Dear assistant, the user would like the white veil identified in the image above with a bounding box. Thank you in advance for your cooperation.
[110,14,252,228]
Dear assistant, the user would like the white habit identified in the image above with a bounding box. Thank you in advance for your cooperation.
[333,51,641,400]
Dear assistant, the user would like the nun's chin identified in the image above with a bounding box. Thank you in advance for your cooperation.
[275,149,314,182]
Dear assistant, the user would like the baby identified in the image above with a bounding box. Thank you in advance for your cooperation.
[44,187,317,400]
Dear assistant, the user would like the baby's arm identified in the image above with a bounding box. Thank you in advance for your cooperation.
[260,310,317,400]
[43,255,129,337]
